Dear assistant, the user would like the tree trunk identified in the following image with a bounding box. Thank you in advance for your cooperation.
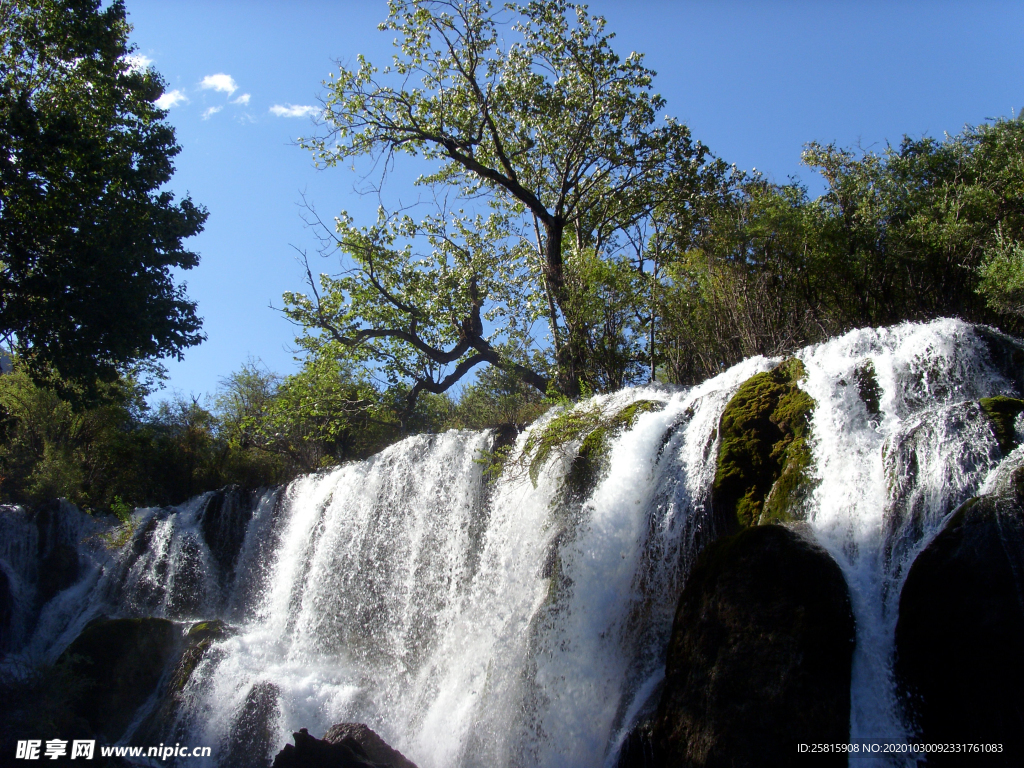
[542,217,586,398]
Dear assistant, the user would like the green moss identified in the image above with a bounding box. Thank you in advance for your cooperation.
[171,620,231,693]
[979,396,1024,453]
[186,619,229,643]
[524,399,664,490]
[712,359,816,529]
[525,406,603,487]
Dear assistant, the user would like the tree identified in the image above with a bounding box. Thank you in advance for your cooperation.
[654,114,1024,384]
[285,0,712,404]
[0,0,206,397]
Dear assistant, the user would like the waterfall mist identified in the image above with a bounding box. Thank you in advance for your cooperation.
[4,319,1022,768]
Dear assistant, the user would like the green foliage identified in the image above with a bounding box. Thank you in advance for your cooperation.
[656,115,1024,384]
[448,364,547,430]
[0,0,206,397]
[288,0,714,404]
[0,362,152,508]
[979,396,1024,454]
[712,359,816,529]
[978,229,1024,317]
[97,495,138,549]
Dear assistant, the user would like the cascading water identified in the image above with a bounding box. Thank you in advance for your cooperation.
[2,319,1021,768]
[798,319,1014,764]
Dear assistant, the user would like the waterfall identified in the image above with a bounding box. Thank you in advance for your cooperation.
[2,319,1021,768]
[798,319,1012,765]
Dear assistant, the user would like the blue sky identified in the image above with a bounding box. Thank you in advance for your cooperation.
[126,0,1024,403]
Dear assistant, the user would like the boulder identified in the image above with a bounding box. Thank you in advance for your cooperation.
[272,724,418,768]
[323,724,418,768]
[895,471,1024,765]
[133,619,234,744]
[58,617,179,742]
[648,525,854,768]
[712,359,815,530]
[227,681,281,768]
[199,485,257,580]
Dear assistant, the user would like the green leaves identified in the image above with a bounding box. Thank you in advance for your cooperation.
[0,0,206,397]
[290,0,713,401]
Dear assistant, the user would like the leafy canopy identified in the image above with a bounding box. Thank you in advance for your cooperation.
[286,0,710,404]
[0,0,206,397]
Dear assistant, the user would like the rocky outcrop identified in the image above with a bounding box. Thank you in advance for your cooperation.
[272,724,418,768]
[322,724,418,768]
[895,467,1024,765]
[643,525,854,768]
[58,617,179,742]
[979,395,1024,453]
[134,619,234,745]
[227,681,281,768]
[199,485,259,580]
[712,359,815,530]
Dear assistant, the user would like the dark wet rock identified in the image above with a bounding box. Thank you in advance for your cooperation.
[0,567,12,652]
[58,617,179,742]
[227,681,281,768]
[649,525,854,768]
[979,395,1024,453]
[712,359,816,530]
[880,401,1002,582]
[615,711,657,768]
[199,485,258,581]
[976,326,1024,396]
[31,500,80,604]
[165,534,207,619]
[37,542,79,605]
[323,724,418,768]
[134,619,234,744]
[272,723,418,768]
[895,470,1024,765]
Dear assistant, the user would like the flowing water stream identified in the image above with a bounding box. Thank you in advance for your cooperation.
[2,319,1021,767]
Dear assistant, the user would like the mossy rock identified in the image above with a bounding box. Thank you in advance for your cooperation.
[133,619,235,745]
[171,619,232,693]
[59,617,179,741]
[712,359,816,530]
[526,406,603,487]
[979,396,1024,453]
[562,400,664,498]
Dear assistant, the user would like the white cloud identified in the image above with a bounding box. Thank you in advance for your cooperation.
[200,73,238,95]
[270,103,318,118]
[202,105,223,120]
[123,53,153,72]
[232,93,251,106]
[155,89,188,109]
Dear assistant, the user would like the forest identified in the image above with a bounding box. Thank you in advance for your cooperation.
[2,0,1023,512]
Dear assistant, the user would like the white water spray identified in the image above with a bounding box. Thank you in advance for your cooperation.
[3,320,1021,768]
